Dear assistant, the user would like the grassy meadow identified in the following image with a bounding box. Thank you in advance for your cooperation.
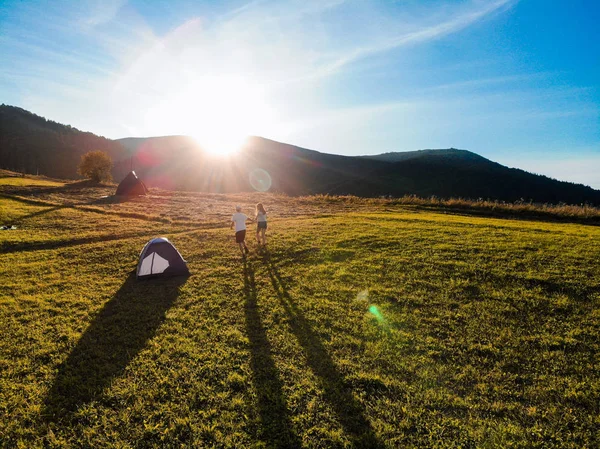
[1,176,599,448]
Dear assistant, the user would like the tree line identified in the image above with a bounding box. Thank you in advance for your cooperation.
[0,104,126,179]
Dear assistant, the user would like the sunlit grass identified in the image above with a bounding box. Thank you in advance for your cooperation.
[0,176,64,187]
[1,181,599,448]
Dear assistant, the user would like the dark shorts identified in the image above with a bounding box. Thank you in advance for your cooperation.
[257,221,267,230]
[235,230,246,243]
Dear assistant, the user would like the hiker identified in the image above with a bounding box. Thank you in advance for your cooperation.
[255,203,268,247]
[231,205,250,257]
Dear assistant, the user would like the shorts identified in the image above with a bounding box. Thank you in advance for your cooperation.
[235,230,246,243]
[257,221,267,230]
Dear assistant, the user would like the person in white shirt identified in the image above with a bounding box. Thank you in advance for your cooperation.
[255,203,268,247]
[230,205,250,257]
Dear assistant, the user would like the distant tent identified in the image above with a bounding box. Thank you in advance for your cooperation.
[116,171,147,196]
[137,237,189,279]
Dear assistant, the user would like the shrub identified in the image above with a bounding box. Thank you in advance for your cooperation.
[78,151,113,183]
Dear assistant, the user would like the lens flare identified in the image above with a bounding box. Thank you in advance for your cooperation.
[249,168,272,192]
[368,305,385,324]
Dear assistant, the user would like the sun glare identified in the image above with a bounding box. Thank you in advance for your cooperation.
[191,131,247,157]
[143,75,275,156]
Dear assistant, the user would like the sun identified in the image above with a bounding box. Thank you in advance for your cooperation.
[192,133,247,157]
[144,75,275,156]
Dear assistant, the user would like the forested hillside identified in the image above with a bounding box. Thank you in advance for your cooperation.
[0,105,127,179]
[2,105,599,204]
[354,150,600,204]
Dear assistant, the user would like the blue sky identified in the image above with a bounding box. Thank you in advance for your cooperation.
[1,0,599,188]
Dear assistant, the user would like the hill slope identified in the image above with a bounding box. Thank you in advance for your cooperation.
[2,105,599,204]
[113,135,394,194]
[359,148,490,164]
[117,135,600,204]
[354,149,600,204]
[1,179,599,448]
[0,105,128,179]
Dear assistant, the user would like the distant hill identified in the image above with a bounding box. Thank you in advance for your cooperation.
[110,135,389,194]
[359,148,490,164]
[1,104,599,204]
[0,104,128,180]
[354,149,600,204]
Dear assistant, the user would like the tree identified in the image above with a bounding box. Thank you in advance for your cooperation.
[78,150,113,183]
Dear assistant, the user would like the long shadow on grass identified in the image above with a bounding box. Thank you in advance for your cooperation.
[3,179,104,197]
[12,205,68,223]
[483,272,600,304]
[243,259,302,449]
[42,271,187,423]
[412,204,600,227]
[0,231,160,254]
[262,252,383,448]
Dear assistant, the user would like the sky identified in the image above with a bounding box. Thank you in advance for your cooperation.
[1,0,599,188]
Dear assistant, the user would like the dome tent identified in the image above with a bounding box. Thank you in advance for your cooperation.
[137,237,189,279]
[116,171,147,196]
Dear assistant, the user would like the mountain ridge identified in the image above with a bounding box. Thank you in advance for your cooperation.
[359,148,489,163]
[1,104,599,204]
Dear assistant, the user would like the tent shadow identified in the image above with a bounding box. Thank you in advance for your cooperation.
[242,260,302,448]
[262,252,383,448]
[42,271,188,424]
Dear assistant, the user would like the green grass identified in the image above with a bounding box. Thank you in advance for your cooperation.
[1,185,599,448]
[0,176,65,187]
